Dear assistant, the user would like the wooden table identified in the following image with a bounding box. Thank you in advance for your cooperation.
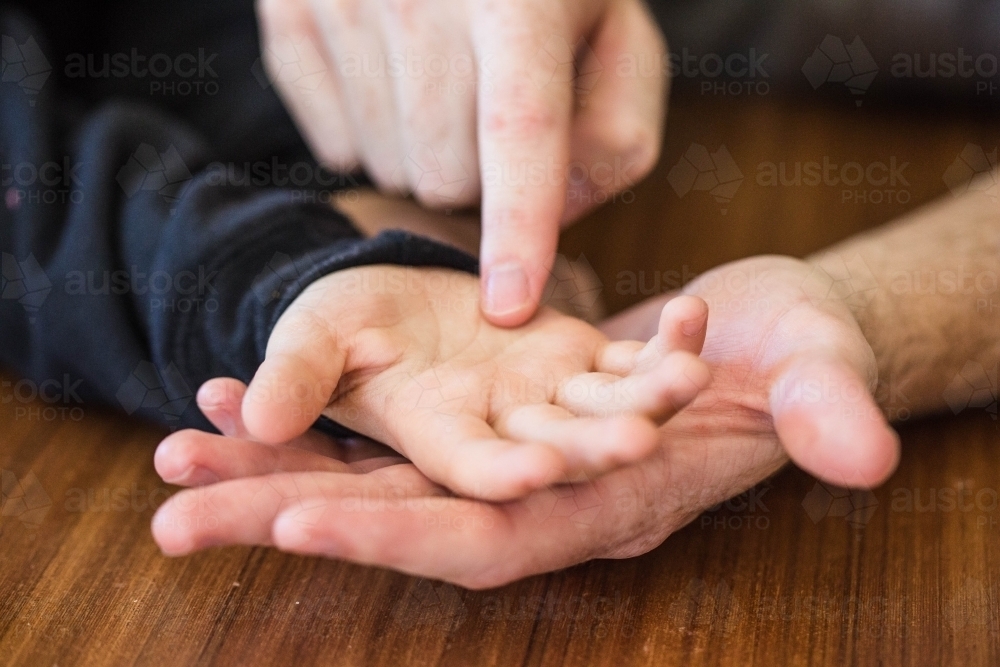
[2,94,999,666]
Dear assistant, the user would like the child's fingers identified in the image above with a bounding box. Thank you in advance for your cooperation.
[197,378,252,438]
[631,296,709,372]
[655,295,709,355]
[198,377,354,458]
[154,430,352,488]
[593,340,646,376]
[493,403,661,473]
[594,296,709,376]
[557,352,711,423]
[386,410,569,502]
[243,314,347,444]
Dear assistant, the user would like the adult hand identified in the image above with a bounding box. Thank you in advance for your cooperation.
[605,254,900,487]
[256,0,668,325]
[152,254,898,587]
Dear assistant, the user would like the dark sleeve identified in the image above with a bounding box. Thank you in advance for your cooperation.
[0,11,477,431]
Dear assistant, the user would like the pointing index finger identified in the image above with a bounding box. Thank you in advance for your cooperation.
[472,4,581,326]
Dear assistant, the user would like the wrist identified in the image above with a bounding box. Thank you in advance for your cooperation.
[333,189,481,256]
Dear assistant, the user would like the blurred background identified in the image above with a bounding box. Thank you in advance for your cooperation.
[555,0,1000,317]
[650,0,1000,107]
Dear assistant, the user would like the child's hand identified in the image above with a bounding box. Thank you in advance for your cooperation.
[221,265,710,501]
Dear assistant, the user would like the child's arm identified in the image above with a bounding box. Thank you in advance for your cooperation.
[0,12,473,432]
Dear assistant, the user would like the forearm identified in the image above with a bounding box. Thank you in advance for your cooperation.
[0,7,477,430]
[811,187,1000,418]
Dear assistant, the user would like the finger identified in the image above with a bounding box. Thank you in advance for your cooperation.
[770,356,901,487]
[631,295,708,372]
[385,410,568,502]
[200,376,353,458]
[309,0,407,191]
[377,3,480,209]
[154,429,351,488]
[494,403,661,472]
[256,0,359,171]
[557,352,711,423]
[594,296,708,376]
[563,0,667,221]
[152,467,436,556]
[593,340,645,376]
[197,377,252,438]
[271,471,620,589]
[243,310,346,444]
[654,295,708,355]
[471,5,578,326]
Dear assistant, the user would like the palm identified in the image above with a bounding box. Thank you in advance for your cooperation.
[242,265,711,501]
[658,255,897,491]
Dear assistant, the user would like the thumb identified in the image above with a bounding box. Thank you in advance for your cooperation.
[770,356,901,488]
[242,314,346,444]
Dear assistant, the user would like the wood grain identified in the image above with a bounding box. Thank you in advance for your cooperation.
[2,94,999,666]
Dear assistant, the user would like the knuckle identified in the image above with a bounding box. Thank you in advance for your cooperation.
[315,146,360,174]
[600,120,660,178]
[412,180,479,210]
[484,95,560,142]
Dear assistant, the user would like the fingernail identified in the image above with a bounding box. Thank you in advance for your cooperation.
[485,262,529,316]
[682,318,706,336]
